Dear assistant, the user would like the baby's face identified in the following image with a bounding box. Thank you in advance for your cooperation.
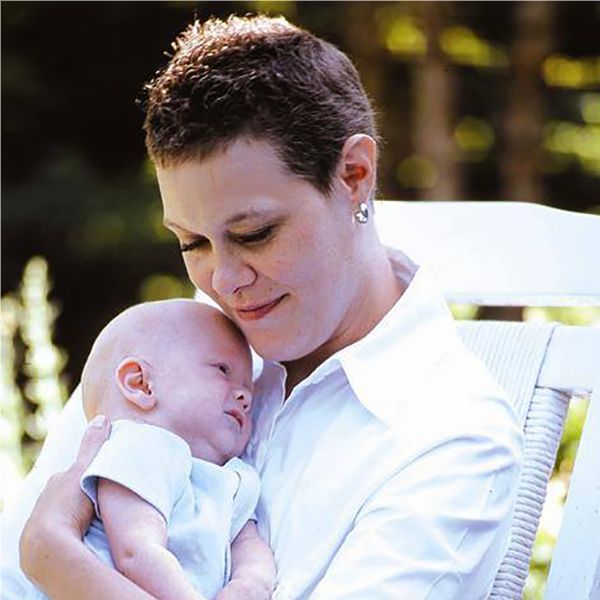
[154,311,254,465]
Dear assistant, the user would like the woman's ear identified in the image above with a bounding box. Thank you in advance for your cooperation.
[338,134,377,207]
[115,358,156,411]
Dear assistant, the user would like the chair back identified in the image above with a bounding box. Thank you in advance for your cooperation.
[458,321,568,599]
[374,201,600,599]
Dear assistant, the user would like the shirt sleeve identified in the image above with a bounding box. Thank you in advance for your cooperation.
[308,412,523,600]
[80,420,192,525]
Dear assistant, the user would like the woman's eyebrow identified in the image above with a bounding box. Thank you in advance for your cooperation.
[225,212,258,226]
[163,209,281,232]
[162,218,205,236]
[225,209,279,226]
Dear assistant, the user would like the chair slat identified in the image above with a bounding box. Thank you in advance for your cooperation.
[545,382,600,600]
[537,326,600,392]
[374,201,600,306]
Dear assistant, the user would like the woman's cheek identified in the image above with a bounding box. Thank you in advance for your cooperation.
[183,255,210,292]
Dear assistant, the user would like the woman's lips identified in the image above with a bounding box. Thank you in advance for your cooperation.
[233,295,286,321]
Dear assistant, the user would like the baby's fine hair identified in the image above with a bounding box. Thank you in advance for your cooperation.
[141,14,378,194]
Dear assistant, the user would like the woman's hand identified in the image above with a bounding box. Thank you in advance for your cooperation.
[20,415,111,587]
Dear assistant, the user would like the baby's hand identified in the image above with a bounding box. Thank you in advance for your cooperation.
[213,578,272,600]
[223,521,275,600]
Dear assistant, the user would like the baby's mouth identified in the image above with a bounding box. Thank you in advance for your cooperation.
[225,409,245,430]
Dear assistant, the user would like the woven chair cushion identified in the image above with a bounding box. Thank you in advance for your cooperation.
[457,321,569,599]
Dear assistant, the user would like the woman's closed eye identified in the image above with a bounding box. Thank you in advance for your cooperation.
[179,237,209,253]
[179,226,275,253]
[232,225,275,246]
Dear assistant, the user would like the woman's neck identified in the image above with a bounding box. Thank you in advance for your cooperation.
[283,251,405,398]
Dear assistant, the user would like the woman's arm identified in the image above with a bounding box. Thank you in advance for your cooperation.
[19,416,155,600]
[306,423,522,600]
[23,525,156,600]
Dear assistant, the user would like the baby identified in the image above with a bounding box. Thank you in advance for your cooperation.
[27,299,275,600]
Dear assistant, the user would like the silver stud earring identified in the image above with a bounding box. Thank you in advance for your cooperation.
[354,202,369,224]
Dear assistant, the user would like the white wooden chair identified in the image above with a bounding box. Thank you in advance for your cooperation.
[374,201,600,600]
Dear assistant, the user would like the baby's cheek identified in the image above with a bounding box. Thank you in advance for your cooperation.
[238,425,252,455]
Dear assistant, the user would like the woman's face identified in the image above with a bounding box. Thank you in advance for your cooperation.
[157,138,365,363]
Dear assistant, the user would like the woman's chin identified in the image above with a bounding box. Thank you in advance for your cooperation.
[248,335,306,363]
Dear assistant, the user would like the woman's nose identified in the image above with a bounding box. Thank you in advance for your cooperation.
[211,253,257,297]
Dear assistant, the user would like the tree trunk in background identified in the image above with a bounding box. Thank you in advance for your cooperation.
[412,1,461,200]
[338,2,386,119]
[480,1,555,322]
[337,2,395,200]
[500,0,555,202]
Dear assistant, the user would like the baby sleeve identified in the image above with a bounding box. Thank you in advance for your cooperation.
[81,420,192,525]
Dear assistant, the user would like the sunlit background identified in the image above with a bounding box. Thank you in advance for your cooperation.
[2,2,599,598]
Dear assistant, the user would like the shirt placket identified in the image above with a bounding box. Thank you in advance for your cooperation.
[251,362,286,473]
[253,361,338,474]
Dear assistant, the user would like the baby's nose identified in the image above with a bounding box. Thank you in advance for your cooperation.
[235,388,252,412]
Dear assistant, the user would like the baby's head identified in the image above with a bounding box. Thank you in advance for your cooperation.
[82,299,253,465]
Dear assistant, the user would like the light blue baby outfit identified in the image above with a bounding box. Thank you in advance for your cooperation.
[26,419,260,600]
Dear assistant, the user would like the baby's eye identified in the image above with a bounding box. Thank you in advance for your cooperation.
[214,363,230,375]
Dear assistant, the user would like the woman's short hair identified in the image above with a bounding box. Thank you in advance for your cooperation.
[141,14,378,194]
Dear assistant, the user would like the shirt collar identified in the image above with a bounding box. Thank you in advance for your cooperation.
[257,247,458,427]
[338,248,457,426]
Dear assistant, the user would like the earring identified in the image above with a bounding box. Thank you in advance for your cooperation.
[354,202,369,224]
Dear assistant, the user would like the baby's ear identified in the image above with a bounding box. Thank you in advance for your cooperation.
[115,357,156,411]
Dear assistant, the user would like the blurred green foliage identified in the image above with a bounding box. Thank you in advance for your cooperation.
[3,1,599,385]
[1,257,68,509]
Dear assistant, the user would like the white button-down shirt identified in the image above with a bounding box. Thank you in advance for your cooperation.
[244,250,523,599]
[1,250,523,600]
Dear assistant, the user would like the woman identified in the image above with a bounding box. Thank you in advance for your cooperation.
[10,14,523,600]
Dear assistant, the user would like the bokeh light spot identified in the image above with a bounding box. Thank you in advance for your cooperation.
[396,155,438,188]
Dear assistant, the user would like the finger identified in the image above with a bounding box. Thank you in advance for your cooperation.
[72,414,111,474]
